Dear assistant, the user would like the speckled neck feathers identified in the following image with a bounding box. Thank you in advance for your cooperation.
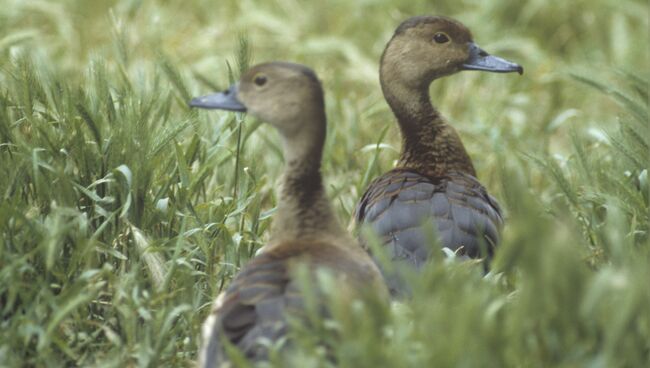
[380,49,476,178]
[270,112,344,245]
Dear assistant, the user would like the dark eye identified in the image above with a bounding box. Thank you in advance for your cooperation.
[254,75,267,86]
[433,32,450,44]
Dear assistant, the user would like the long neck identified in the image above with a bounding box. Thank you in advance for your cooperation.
[380,64,476,178]
[270,114,344,244]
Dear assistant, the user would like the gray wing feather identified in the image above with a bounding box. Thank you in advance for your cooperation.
[356,169,503,296]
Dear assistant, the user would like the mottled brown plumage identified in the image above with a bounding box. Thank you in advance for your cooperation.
[191,62,387,366]
[355,16,522,296]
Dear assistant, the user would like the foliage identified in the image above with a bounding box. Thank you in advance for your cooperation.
[0,0,648,366]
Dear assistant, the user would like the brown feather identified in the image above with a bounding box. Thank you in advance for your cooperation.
[356,16,515,296]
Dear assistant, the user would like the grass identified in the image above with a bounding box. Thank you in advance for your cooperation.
[0,0,648,366]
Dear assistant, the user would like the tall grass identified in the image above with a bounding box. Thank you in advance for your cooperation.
[0,0,648,366]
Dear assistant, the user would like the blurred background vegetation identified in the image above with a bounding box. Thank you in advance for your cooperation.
[0,0,648,366]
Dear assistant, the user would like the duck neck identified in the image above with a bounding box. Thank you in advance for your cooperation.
[380,73,476,178]
[270,114,343,244]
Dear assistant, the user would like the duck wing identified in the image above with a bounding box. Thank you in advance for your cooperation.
[200,240,387,366]
[355,169,503,294]
[200,248,304,367]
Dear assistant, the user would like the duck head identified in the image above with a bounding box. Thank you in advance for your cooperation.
[381,16,523,89]
[190,62,325,140]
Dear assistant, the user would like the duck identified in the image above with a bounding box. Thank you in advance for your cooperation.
[190,62,388,366]
[355,16,523,297]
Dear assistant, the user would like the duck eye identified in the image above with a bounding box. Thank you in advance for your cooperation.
[254,74,267,87]
[433,32,450,44]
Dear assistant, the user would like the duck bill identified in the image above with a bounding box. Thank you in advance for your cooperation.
[189,84,247,112]
[462,43,523,75]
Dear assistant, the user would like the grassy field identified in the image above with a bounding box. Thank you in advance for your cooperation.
[0,0,648,366]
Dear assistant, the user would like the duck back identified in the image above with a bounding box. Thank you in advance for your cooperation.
[356,169,503,296]
[200,239,384,365]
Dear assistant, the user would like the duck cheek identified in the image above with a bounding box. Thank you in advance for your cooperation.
[246,106,272,125]
[446,61,461,74]
[252,105,298,133]
[402,63,433,88]
[432,61,456,78]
